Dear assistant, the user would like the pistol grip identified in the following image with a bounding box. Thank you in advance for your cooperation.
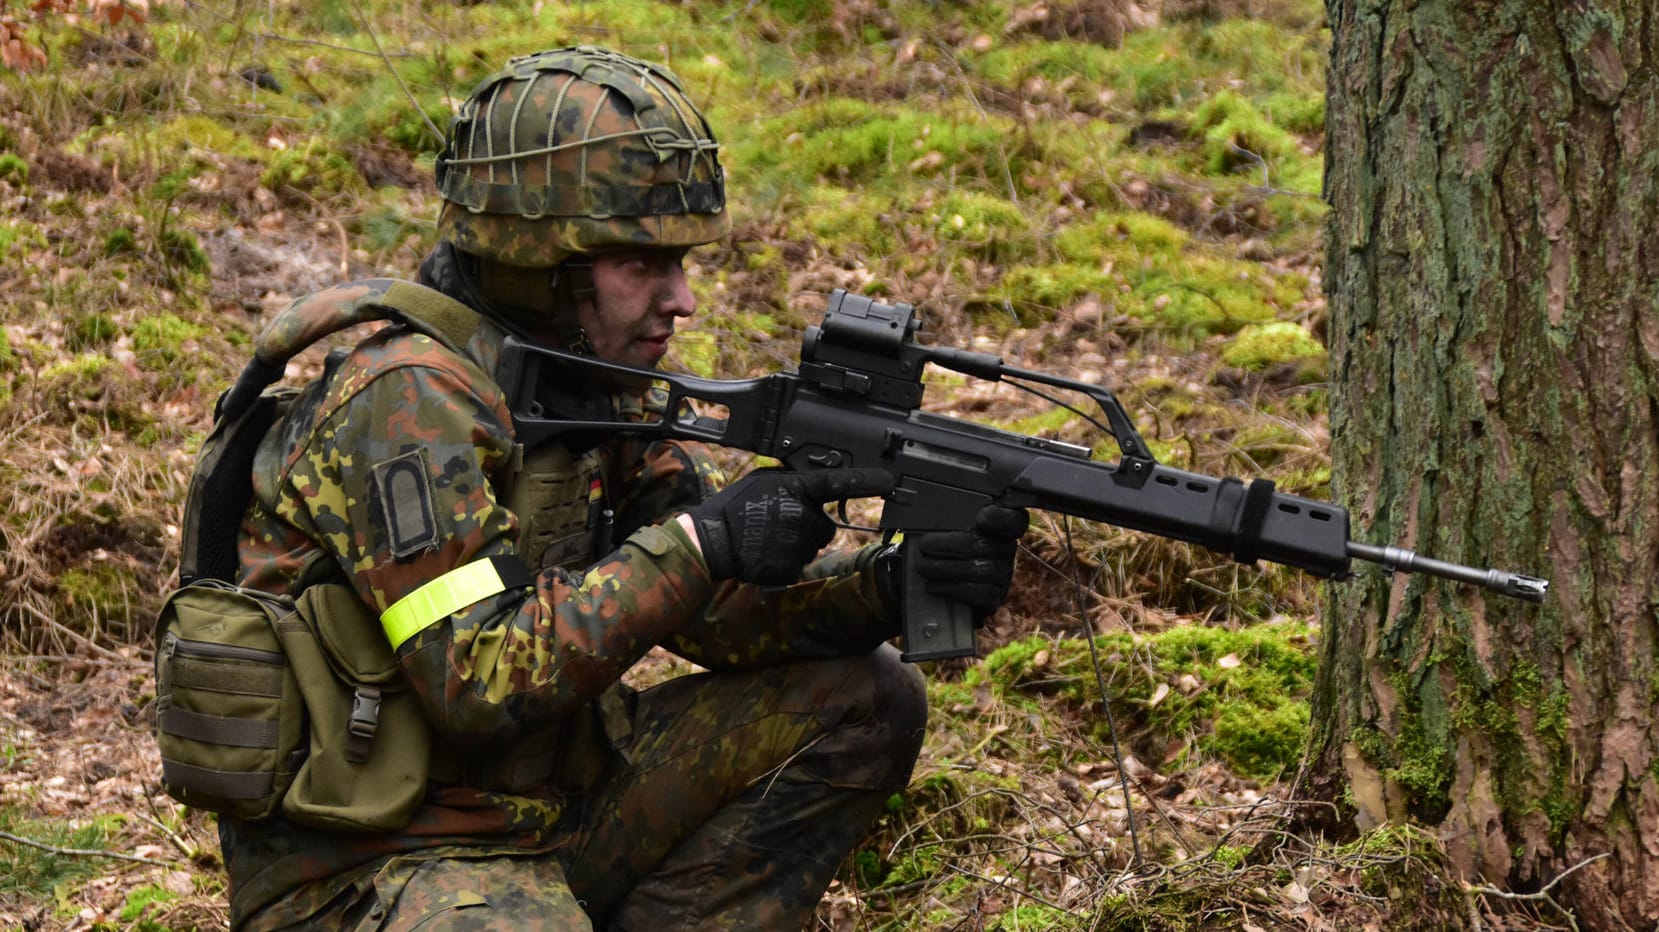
[898,539,978,663]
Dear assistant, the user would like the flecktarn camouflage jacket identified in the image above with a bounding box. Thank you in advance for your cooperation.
[221,283,897,929]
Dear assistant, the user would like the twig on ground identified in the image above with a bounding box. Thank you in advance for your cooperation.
[0,829,177,867]
[1467,853,1608,932]
[133,810,197,862]
[20,602,139,667]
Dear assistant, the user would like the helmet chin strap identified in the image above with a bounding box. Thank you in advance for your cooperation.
[445,247,600,356]
[548,259,596,356]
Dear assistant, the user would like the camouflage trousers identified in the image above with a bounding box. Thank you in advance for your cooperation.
[289,644,927,931]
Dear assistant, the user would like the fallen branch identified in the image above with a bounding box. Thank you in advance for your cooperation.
[1466,853,1608,932]
[19,602,139,667]
[0,830,177,867]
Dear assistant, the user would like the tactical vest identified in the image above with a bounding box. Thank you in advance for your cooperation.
[156,278,613,830]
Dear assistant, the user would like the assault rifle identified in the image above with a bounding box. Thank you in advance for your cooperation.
[497,290,1548,662]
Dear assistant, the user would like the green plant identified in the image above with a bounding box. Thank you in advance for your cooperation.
[0,807,121,902]
[0,153,27,183]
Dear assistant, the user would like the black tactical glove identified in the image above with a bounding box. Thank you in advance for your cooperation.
[688,468,895,586]
[907,504,1030,620]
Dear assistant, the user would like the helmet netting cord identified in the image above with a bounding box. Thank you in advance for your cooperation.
[505,69,541,190]
[442,128,717,167]
[480,90,500,186]
[543,74,579,189]
[635,71,700,213]
[575,86,614,190]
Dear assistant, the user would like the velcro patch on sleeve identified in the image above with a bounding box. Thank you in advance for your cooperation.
[372,449,439,559]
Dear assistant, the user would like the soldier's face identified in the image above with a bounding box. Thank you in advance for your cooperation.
[578,248,696,368]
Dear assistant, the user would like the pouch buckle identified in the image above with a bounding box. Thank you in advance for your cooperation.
[345,685,382,764]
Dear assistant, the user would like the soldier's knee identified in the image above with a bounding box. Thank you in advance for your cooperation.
[861,642,928,753]
[815,643,928,787]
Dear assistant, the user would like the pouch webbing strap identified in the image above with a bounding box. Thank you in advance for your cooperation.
[171,659,285,698]
[160,704,280,749]
[160,759,276,801]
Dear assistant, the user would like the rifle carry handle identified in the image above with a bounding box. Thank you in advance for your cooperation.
[899,535,979,662]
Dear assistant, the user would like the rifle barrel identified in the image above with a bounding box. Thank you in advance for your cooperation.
[1346,541,1549,603]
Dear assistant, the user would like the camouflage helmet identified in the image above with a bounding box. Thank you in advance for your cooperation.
[435,46,730,268]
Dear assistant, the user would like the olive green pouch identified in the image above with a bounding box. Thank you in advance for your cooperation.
[154,581,307,821]
[278,582,433,832]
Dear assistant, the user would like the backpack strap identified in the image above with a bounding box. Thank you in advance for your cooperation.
[183,280,487,584]
[219,279,485,425]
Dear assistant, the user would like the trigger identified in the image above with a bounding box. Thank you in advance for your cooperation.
[836,500,851,526]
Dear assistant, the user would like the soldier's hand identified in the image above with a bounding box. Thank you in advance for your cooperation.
[686,468,895,586]
[910,504,1030,620]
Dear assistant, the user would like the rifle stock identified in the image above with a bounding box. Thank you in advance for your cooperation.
[497,289,1548,661]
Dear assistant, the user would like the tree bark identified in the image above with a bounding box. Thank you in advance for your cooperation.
[1310,1,1659,928]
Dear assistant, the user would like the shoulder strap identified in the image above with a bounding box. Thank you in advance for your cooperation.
[219,279,485,425]
[183,280,486,584]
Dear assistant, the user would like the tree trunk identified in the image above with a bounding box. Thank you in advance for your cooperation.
[1309,1,1659,928]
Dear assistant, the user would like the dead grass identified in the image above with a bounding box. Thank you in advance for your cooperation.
[0,2,1568,930]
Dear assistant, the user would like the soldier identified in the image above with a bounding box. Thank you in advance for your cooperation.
[221,46,1026,930]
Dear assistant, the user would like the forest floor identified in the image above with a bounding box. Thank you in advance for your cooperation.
[0,1,1586,929]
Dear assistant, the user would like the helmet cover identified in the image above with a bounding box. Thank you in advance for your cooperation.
[435,45,730,267]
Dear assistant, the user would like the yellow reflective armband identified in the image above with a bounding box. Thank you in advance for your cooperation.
[380,555,534,649]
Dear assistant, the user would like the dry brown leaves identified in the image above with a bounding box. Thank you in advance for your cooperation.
[1,0,168,72]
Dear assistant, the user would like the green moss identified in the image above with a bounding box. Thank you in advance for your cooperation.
[1222,321,1327,372]
[983,623,1317,781]
[0,326,13,410]
[1345,824,1467,922]
[738,99,1017,191]
[667,330,719,379]
[356,197,428,255]
[57,563,140,622]
[933,189,1034,265]
[68,313,119,351]
[884,847,944,887]
[0,153,27,184]
[1127,262,1282,336]
[969,15,1326,115]
[261,138,365,196]
[159,227,210,275]
[762,0,832,24]
[309,44,465,156]
[1381,712,1453,821]
[42,354,113,398]
[130,313,206,371]
[994,263,1113,316]
[1262,88,1326,135]
[796,186,902,258]
[1067,211,1190,262]
[999,406,1078,439]
[159,114,266,161]
[1209,844,1250,869]
[1190,90,1320,193]
[118,883,179,926]
[0,219,46,263]
[1213,700,1309,780]
[104,226,139,256]
[73,114,266,182]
